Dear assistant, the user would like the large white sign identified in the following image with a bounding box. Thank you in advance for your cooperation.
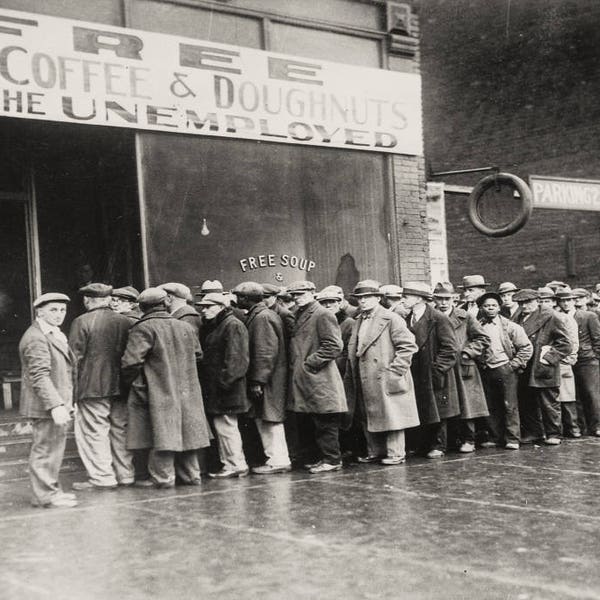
[530,175,600,211]
[0,8,423,155]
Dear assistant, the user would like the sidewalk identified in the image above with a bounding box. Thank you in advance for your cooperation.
[1,440,600,600]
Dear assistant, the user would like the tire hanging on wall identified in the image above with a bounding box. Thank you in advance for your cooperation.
[468,172,533,237]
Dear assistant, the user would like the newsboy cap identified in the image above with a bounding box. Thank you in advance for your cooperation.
[33,292,70,309]
[476,292,503,307]
[352,280,383,297]
[497,282,519,294]
[571,288,591,298]
[261,283,282,297]
[513,289,539,303]
[379,284,403,298]
[458,275,489,289]
[316,285,344,302]
[232,282,264,297]
[79,283,113,297]
[537,287,555,299]
[432,282,455,297]
[545,280,568,292]
[196,292,229,306]
[111,286,139,301]
[402,281,433,299]
[158,282,192,301]
[137,287,167,306]
[287,281,316,294]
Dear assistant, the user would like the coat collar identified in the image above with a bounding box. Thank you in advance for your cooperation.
[520,307,553,336]
[32,321,71,361]
[356,304,392,357]
[171,305,199,319]
[245,301,268,327]
[294,301,319,333]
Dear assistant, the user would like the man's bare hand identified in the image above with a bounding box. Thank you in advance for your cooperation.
[51,405,71,425]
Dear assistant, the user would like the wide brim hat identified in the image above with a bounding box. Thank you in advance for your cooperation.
[352,280,383,297]
[497,282,519,294]
[111,286,139,301]
[379,284,403,298]
[79,283,113,297]
[316,285,344,302]
[537,287,555,299]
[571,288,590,298]
[476,292,503,307]
[200,280,224,294]
[402,281,433,299]
[555,290,576,301]
[458,275,489,289]
[432,282,455,297]
[33,292,70,309]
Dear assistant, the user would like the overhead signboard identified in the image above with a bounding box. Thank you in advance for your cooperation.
[530,175,600,211]
[0,8,423,155]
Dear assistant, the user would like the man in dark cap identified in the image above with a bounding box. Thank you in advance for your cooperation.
[402,282,459,458]
[70,283,134,490]
[19,293,78,508]
[288,280,346,473]
[262,283,295,345]
[233,282,291,474]
[110,286,141,322]
[197,292,251,478]
[476,292,532,449]
[121,288,211,487]
[514,289,572,445]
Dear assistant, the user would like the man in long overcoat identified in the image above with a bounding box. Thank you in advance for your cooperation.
[233,282,290,474]
[159,282,202,342]
[433,282,490,453]
[20,293,78,508]
[288,280,346,474]
[514,289,572,445]
[346,280,419,465]
[402,281,459,458]
[197,292,251,478]
[121,288,211,487]
[69,283,134,490]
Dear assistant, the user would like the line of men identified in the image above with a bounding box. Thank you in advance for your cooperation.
[20,273,600,508]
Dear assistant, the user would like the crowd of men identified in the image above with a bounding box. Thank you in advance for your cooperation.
[19,274,600,508]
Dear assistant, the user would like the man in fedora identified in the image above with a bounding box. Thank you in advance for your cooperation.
[402,281,459,458]
[498,282,520,320]
[19,293,78,508]
[433,282,489,453]
[287,280,346,473]
[559,288,600,437]
[459,275,490,319]
[70,283,134,490]
[110,286,141,322]
[476,292,532,449]
[514,289,571,445]
[346,280,419,465]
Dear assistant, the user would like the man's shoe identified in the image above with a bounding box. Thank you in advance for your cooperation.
[570,432,582,439]
[381,456,405,465]
[594,430,600,437]
[478,441,497,449]
[209,467,249,479]
[72,480,117,491]
[308,462,342,474]
[459,442,475,453]
[252,464,292,475]
[303,460,322,470]
[544,437,561,446]
[32,495,78,509]
[426,449,444,459]
[133,479,156,488]
[505,442,520,450]
[357,455,381,464]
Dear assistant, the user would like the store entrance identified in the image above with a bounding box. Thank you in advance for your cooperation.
[0,119,143,414]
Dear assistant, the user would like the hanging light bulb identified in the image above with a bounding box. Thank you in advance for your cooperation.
[201,218,210,236]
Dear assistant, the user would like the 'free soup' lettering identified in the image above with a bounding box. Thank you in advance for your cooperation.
[239,254,315,272]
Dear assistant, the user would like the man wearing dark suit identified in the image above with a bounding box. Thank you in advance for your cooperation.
[19,293,77,508]
[498,282,520,320]
[514,289,572,445]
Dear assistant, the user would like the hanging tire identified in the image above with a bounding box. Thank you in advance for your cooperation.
[468,172,533,237]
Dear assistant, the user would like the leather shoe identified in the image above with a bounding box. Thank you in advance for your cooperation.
[357,455,381,464]
[426,449,444,459]
[72,480,117,491]
[381,456,405,465]
[459,442,475,453]
[133,479,156,488]
[544,437,561,446]
[478,441,497,449]
[308,462,341,474]
[32,495,78,508]
[209,467,249,479]
[505,442,520,450]
[252,464,292,475]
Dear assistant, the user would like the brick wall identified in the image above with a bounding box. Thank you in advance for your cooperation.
[419,0,600,288]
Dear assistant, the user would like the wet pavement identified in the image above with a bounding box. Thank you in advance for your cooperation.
[2,439,600,600]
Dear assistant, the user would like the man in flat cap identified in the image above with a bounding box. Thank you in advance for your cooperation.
[459,275,490,319]
[159,282,202,342]
[346,280,419,465]
[197,292,251,478]
[70,283,134,490]
[498,282,520,320]
[433,282,489,453]
[262,283,295,346]
[110,286,141,323]
[233,282,291,474]
[559,288,600,437]
[476,292,532,449]
[288,280,347,473]
[514,289,571,445]
[121,288,211,487]
[402,282,459,458]
[19,293,78,508]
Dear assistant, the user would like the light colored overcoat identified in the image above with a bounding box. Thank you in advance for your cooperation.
[347,305,419,432]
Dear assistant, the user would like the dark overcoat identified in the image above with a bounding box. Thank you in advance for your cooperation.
[172,304,202,345]
[347,305,420,432]
[19,322,75,418]
[245,302,287,422]
[272,302,295,347]
[198,308,251,415]
[289,301,347,414]
[121,309,211,451]
[446,307,490,419]
[408,304,460,424]
[572,309,600,364]
[518,307,572,388]
[69,307,131,400]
